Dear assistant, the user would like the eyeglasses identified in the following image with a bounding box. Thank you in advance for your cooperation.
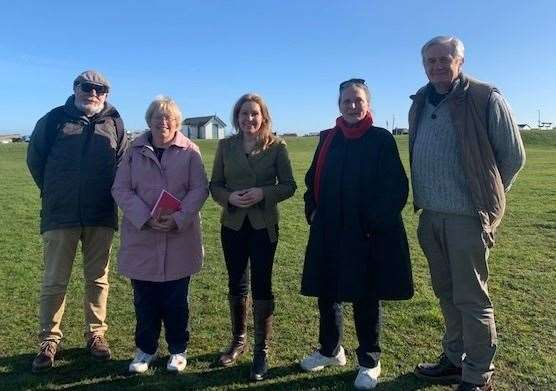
[339,78,366,91]
[80,83,108,94]
[152,114,177,123]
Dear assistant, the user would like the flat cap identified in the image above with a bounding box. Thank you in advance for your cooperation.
[73,70,111,91]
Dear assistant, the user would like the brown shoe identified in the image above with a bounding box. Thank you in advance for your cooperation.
[32,340,58,373]
[87,334,111,360]
[456,380,494,391]
[414,353,462,384]
[219,295,248,367]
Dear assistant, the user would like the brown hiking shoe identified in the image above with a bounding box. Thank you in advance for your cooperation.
[32,340,58,373]
[456,380,494,391]
[87,334,111,360]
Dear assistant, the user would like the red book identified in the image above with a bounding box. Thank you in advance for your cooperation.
[150,189,182,219]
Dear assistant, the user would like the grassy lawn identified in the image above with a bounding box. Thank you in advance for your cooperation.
[0,132,554,390]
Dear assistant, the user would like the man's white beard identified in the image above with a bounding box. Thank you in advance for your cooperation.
[75,101,104,117]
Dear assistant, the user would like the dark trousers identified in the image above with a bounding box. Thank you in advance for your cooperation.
[131,277,190,355]
[318,296,382,368]
[220,219,277,300]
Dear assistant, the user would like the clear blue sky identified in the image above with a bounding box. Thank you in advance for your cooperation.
[1,1,555,134]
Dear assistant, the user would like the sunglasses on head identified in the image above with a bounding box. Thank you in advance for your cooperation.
[339,78,366,91]
[80,83,108,94]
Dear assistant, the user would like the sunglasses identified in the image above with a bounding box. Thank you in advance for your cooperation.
[80,83,108,94]
[339,78,366,91]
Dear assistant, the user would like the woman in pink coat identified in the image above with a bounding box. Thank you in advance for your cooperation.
[112,96,208,374]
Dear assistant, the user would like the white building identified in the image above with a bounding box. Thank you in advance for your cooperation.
[183,115,226,139]
[0,133,22,143]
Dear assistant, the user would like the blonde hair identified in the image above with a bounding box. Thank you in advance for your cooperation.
[232,93,277,152]
[145,95,183,131]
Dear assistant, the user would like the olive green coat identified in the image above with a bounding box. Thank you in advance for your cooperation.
[209,135,296,242]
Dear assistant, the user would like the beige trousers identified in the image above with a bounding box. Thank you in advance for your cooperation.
[418,210,496,385]
[39,226,114,343]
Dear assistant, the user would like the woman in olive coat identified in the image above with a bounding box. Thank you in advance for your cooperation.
[299,79,413,390]
[210,93,296,381]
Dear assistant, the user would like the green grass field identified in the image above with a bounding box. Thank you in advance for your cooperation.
[0,132,554,390]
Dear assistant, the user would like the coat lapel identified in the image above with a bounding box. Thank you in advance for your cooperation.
[231,135,255,174]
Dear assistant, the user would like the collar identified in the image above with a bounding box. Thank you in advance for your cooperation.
[132,130,192,150]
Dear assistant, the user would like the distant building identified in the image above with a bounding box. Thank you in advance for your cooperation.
[392,127,409,135]
[183,115,226,139]
[0,133,22,143]
[281,132,298,137]
[518,124,531,131]
[126,130,149,140]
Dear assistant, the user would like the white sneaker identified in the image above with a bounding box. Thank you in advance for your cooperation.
[128,348,156,373]
[299,346,347,372]
[354,361,381,390]
[166,351,187,372]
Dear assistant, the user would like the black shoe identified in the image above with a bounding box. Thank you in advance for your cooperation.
[414,353,462,384]
[456,380,493,391]
[250,351,268,381]
[249,299,273,381]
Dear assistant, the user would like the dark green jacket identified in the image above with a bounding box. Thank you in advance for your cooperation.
[27,96,128,233]
[209,134,296,242]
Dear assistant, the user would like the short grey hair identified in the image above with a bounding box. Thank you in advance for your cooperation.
[145,95,183,131]
[338,80,371,106]
[421,36,465,60]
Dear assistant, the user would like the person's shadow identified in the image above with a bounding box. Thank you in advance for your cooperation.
[0,350,443,390]
[0,348,133,389]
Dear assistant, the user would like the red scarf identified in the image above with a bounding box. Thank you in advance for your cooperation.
[313,112,373,204]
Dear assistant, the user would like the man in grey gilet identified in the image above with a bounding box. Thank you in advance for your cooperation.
[409,36,525,391]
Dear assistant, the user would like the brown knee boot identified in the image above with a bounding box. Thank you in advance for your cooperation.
[250,299,274,381]
[218,295,248,366]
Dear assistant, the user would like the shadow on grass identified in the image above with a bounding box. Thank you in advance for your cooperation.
[0,350,440,390]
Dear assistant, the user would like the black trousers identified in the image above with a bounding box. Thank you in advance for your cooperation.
[220,219,277,300]
[131,277,190,355]
[318,296,382,368]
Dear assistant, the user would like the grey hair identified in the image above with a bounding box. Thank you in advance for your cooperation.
[338,81,371,106]
[421,36,465,59]
[145,95,183,131]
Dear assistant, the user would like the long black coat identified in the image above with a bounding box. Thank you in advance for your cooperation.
[301,126,413,302]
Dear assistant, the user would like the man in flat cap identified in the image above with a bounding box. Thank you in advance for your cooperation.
[27,70,128,372]
[409,37,525,390]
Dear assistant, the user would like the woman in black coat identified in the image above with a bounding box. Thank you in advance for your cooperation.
[299,78,413,390]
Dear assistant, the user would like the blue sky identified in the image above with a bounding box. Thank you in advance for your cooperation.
[1,1,555,134]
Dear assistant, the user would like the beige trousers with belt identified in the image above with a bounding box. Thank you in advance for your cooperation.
[418,210,497,385]
[39,226,113,343]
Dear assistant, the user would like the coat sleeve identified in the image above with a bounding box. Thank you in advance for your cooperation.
[114,116,129,165]
[209,139,232,208]
[261,141,297,207]
[111,150,152,229]
[26,114,51,192]
[172,147,209,231]
[487,92,526,191]
[365,134,409,231]
[303,133,325,224]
